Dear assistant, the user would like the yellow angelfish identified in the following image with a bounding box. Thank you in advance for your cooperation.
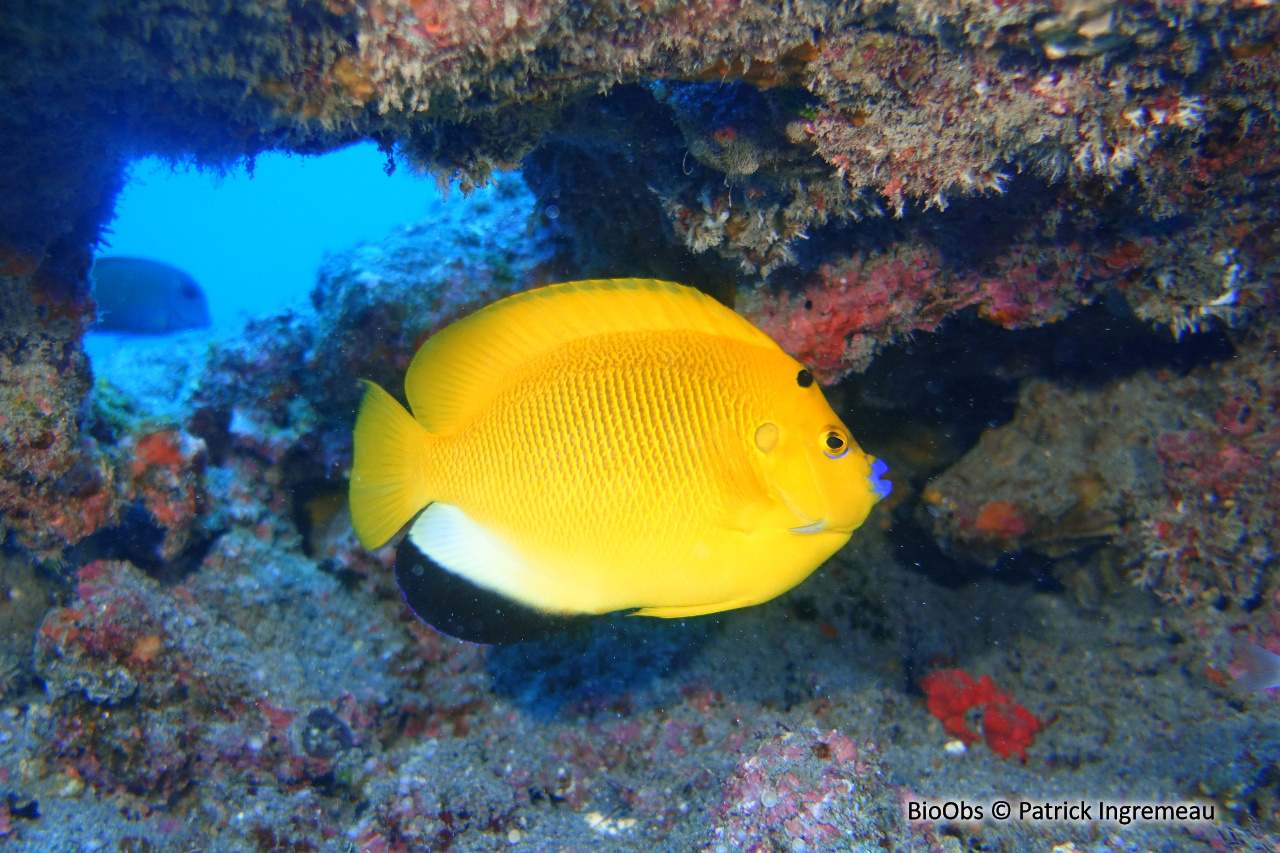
[350,279,890,643]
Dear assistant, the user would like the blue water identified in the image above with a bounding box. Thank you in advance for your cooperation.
[95,142,445,330]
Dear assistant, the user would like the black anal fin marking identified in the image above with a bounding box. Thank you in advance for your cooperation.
[395,533,595,645]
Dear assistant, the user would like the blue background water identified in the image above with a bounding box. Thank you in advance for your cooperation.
[94,142,443,330]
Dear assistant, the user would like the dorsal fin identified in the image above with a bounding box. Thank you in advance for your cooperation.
[404,278,778,434]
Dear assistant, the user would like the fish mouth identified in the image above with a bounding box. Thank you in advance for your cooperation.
[776,487,828,534]
[789,518,828,534]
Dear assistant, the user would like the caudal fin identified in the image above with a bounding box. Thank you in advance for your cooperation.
[350,380,434,549]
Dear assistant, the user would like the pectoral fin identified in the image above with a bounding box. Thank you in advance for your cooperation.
[704,420,774,533]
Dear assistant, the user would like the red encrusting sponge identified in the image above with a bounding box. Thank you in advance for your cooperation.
[919,668,1042,762]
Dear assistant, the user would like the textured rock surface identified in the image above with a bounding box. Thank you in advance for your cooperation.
[920,333,1280,612]
[920,373,1200,566]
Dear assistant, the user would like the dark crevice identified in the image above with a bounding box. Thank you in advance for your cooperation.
[839,302,1236,481]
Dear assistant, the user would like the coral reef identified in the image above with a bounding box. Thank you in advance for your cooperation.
[2,447,1277,849]
[34,559,324,798]
[115,429,209,564]
[0,258,116,553]
[304,172,550,417]
[1127,337,1280,609]
[186,173,547,536]
[740,245,985,380]
[801,33,1203,216]
[0,553,56,701]
[3,0,1280,848]
[3,0,1280,539]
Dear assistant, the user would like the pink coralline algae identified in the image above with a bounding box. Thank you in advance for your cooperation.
[919,669,1043,762]
[118,429,208,561]
[741,247,977,380]
[702,728,906,852]
[971,246,1088,329]
[740,239,1094,381]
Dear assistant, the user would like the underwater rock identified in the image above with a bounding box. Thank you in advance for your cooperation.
[1125,337,1280,610]
[0,553,57,701]
[920,372,1203,568]
[3,0,1279,549]
[32,559,289,797]
[35,560,263,708]
[922,333,1280,615]
[85,329,214,422]
[3,0,1280,849]
[0,253,115,553]
[702,728,905,851]
[307,171,549,417]
[116,428,209,563]
[26,548,402,810]
[185,174,550,558]
[192,174,545,437]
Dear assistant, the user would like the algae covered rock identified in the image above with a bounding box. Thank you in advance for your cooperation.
[920,374,1202,566]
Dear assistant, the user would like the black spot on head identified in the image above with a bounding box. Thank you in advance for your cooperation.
[797,369,814,388]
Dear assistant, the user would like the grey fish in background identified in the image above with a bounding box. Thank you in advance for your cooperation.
[90,256,211,333]
[1231,638,1280,691]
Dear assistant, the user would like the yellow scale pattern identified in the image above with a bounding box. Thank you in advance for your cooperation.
[426,329,769,610]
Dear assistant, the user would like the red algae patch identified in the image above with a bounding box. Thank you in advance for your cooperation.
[919,669,1044,762]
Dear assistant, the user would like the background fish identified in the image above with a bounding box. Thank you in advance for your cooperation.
[90,256,211,334]
[350,278,889,643]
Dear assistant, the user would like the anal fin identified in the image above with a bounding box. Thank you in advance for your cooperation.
[396,510,594,644]
[632,600,752,618]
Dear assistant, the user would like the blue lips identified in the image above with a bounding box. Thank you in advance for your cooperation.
[868,458,892,500]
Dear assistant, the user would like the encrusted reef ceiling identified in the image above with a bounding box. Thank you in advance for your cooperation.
[1,0,1279,552]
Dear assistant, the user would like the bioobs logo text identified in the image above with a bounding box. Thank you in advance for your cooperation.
[904,798,1217,826]
[905,800,988,822]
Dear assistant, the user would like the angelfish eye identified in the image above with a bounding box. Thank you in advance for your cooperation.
[822,430,849,459]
